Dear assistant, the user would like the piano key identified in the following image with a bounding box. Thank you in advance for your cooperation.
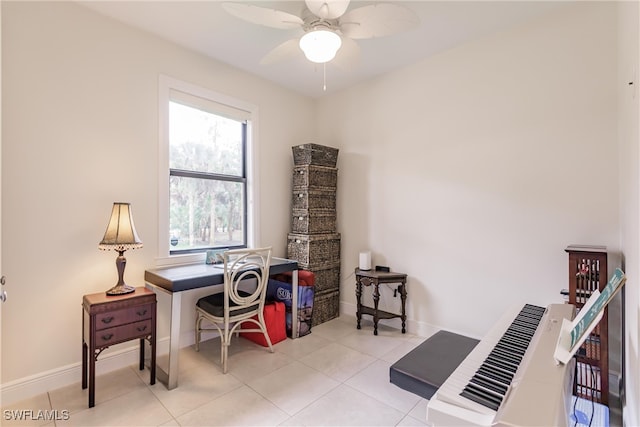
[504,330,533,341]
[498,336,528,350]
[486,355,518,373]
[495,342,525,356]
[501,331,531,344]
[464,381,505,401]
[490,348,522,365]
[477,366,512,385]
[460,385,502,411]
[488,350,522,367]
[483,360,516,378]
[470,375,508,395]
[504,334,533,345]
[507,325,536,336]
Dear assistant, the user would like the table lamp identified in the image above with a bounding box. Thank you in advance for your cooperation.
[98,202,143,296]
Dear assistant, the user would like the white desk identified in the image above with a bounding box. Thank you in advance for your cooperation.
[144,257,298,389]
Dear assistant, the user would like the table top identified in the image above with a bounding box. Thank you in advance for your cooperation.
[355,268,407,281]
[83,287,155,313]
[145,257,298,292]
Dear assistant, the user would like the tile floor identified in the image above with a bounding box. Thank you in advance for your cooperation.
[3,315,623,427]
[2,316,432,426]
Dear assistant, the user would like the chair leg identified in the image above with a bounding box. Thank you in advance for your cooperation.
[195,314,202,352]
[258,313,274,354]
[263,330,274,354]
[221,331,229,374]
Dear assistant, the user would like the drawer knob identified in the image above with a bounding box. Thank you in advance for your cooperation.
[137,309,147,316]
[298,217,303,221]
[101,333,114,341]
[298,193,303,198]
[101,317,114,324]
[299,170,304,174]
[137,325,148,332]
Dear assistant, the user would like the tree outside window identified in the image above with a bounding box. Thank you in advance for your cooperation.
[168,100,246,253]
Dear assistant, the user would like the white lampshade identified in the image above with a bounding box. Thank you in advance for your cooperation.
[98,202,143,253]
[299,29,342,63]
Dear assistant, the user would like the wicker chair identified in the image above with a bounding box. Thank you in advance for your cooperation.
[195,247,273,373]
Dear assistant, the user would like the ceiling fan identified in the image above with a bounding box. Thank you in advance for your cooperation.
[221,0,420,68]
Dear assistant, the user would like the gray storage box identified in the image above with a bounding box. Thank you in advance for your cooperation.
[293,165,338,189]
[287,233,340,266]
[292,209,337,234]
[292,143,339,168]
[292,188,336,210]
[312,289,340,326]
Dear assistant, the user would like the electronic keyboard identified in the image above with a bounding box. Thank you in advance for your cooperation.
[426,303,575,426]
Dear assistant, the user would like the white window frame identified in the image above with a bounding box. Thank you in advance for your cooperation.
[157,75,260,266]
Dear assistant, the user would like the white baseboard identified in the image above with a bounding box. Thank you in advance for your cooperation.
[4,302,467,407]
[339,301,443,338]
[0,332,200,407]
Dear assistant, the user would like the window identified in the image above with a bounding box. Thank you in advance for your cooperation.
[159,76,258,262]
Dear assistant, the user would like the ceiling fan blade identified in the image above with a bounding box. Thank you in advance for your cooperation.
[331,36,360,71]
[339,3,419,39]
[221,2,303,30]
[260,38,302,65]
[305,0,350,19]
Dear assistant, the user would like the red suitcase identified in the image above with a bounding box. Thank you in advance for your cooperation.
[240,301,287,347]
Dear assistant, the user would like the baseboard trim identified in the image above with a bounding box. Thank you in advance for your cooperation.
[4,302,467,406]
[339,301,444,339]
[1,334,182,406]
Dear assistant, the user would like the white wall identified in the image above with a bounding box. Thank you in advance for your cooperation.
[1,0,315,392]
[319,2,620,337]
[618,2,640,426]
[2,1,638,423]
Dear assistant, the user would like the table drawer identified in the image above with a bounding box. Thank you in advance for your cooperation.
[95,304,153,330]
[95,319,153,347]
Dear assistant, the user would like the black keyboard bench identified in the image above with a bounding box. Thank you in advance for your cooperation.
[389,330,479,399]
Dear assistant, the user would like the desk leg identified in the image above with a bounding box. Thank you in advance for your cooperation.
[139,338,145,371]
[291,269,299,339]
[82,341,87,389]
[146,283,180,390]
[399,281,407,334]
[88,344,96,408]
[82,307,87,390]
[372,281,380,336]
[355,277,362,330]
[166,291,181,389]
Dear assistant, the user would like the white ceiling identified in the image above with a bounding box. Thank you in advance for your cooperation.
[79,1,569,99]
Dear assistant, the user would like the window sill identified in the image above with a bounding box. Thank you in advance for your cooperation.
[154,252,205,268]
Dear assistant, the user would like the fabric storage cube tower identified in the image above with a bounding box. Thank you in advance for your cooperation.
[287,143,341,326]
[267,271,315,338]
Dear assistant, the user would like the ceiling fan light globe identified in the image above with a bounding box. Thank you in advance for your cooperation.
[299,29,342,63]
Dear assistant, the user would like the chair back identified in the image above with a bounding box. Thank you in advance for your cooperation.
[223,247,272,321]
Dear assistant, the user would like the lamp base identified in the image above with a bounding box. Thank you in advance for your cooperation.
[106,283,136,296]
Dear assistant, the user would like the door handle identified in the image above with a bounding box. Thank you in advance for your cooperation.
[1,276,6,302]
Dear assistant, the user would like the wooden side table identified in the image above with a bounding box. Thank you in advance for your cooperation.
[82,287,156,408]
[355,268,407,335]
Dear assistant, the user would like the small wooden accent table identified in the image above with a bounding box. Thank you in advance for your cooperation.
[355,268,407,335]
[82,287,156,408]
